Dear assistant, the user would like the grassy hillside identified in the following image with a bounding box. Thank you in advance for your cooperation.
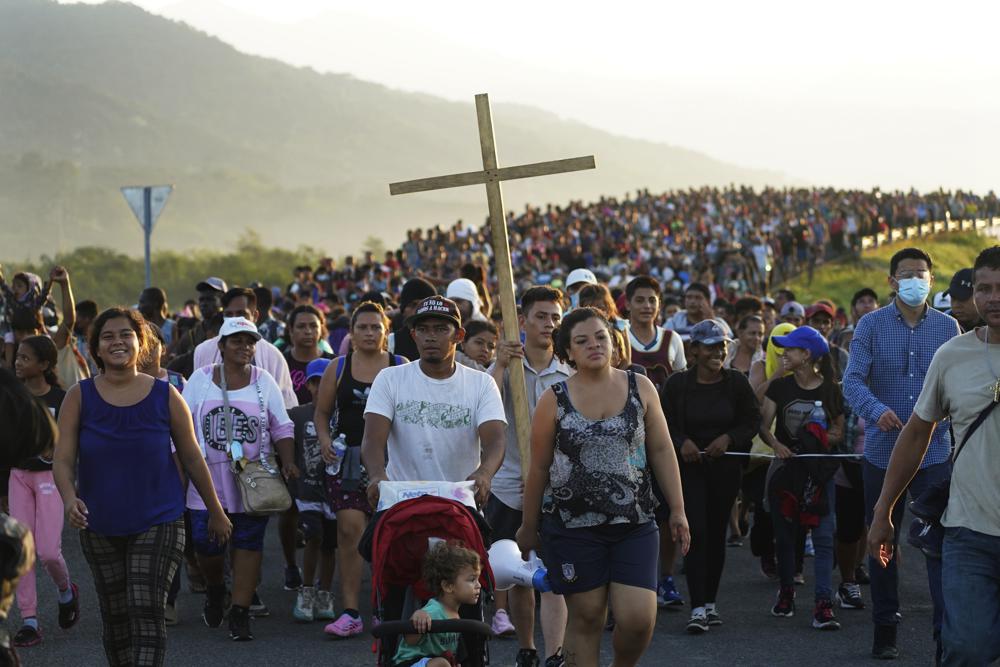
[0,0,784,259]
[782,231,997,308]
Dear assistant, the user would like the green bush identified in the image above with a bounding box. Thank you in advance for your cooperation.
[3,231,325,309]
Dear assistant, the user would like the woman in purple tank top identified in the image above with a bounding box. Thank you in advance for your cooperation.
[53,308,231,667]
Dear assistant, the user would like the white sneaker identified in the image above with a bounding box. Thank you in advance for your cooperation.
[315,590,336,621]
[491,609,515,637]
[686,609,709,634]
[293,586,315,622]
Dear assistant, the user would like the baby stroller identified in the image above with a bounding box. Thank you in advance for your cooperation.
[361,494,495,667]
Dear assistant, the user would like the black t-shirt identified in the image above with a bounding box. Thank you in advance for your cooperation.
[288,402,328,504]
[39,386,66,419]
[680,379,735,448]
[662,369,761,453]
[284,350,335,406]
[391,326,419,362]
[765,375,843,451]
[16,387,64,472]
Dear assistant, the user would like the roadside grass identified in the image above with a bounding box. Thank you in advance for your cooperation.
[781,231,997,308]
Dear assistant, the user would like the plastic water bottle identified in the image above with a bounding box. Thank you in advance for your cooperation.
[325,434,347,476]
[807,400,827,429]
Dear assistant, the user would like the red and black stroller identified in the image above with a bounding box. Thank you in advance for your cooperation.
[360,495,496,667]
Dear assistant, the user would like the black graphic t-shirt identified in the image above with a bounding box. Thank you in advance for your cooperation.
[766,375,843,451]
[288,402,328,504]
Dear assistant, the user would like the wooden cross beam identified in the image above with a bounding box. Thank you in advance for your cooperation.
[389,93,596,481]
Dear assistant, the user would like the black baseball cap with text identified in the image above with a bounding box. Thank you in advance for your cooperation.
[945,268,974,301]
[406,296,463,329]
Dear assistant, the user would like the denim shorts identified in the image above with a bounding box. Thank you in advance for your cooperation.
[189,510,269,555]
[539,517,659,595]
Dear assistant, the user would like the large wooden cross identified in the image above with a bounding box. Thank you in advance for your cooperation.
[390,93,596,480]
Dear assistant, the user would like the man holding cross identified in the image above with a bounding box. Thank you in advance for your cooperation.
[487,286,571,667]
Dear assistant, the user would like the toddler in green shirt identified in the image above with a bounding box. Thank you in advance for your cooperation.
[393,541,482,667]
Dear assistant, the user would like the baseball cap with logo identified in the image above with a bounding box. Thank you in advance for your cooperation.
[689,319,733,346]
[566,268,598,289]
[218,317,261,341]
[196,277,228,293]
[406,296,463,329]
[944,268,974,301]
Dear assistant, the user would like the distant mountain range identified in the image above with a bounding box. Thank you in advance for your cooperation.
[0,0,787,259]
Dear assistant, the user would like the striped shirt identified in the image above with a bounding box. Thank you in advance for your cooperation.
[843,301,960,469]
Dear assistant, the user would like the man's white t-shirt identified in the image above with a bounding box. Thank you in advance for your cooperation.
[364,361,507,483]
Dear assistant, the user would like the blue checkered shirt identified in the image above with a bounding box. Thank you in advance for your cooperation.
[843,301,961,469]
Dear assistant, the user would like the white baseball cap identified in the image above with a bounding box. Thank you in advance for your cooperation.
[932,291,951,311]
[566,268,598,288]
[218,317,261,341]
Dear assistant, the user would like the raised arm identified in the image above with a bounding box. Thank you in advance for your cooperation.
[490,341,523,394]
[50,266,75,350]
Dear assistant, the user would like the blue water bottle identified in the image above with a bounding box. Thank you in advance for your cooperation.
[807,401,827,429]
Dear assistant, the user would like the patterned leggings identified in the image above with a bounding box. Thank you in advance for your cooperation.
[80,519,185,667]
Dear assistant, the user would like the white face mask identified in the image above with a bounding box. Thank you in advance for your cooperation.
[896,277,930,307]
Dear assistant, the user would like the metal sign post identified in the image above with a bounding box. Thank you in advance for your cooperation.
[121,185,173,287]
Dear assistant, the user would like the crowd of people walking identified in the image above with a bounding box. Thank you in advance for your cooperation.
[0,211,998,666]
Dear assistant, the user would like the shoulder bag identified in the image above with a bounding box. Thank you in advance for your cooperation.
[220,365,292,516]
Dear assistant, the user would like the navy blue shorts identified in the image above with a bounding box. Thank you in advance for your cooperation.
[190,510,269,555]
[539,517,659,595]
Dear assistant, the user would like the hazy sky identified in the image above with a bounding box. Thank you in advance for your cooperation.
[68,0,1000,192]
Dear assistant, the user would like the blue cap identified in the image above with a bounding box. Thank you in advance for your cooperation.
[689,319,733,346]
[305,357,332,382]
[771,325,830,359]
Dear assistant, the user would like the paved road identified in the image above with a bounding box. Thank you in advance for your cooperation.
[20,519,937,666]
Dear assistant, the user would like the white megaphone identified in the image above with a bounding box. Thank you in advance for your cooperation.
[488,539,551,592]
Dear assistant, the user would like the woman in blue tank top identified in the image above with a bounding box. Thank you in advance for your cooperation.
[53,308,231,667]
[516,307,691,667]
